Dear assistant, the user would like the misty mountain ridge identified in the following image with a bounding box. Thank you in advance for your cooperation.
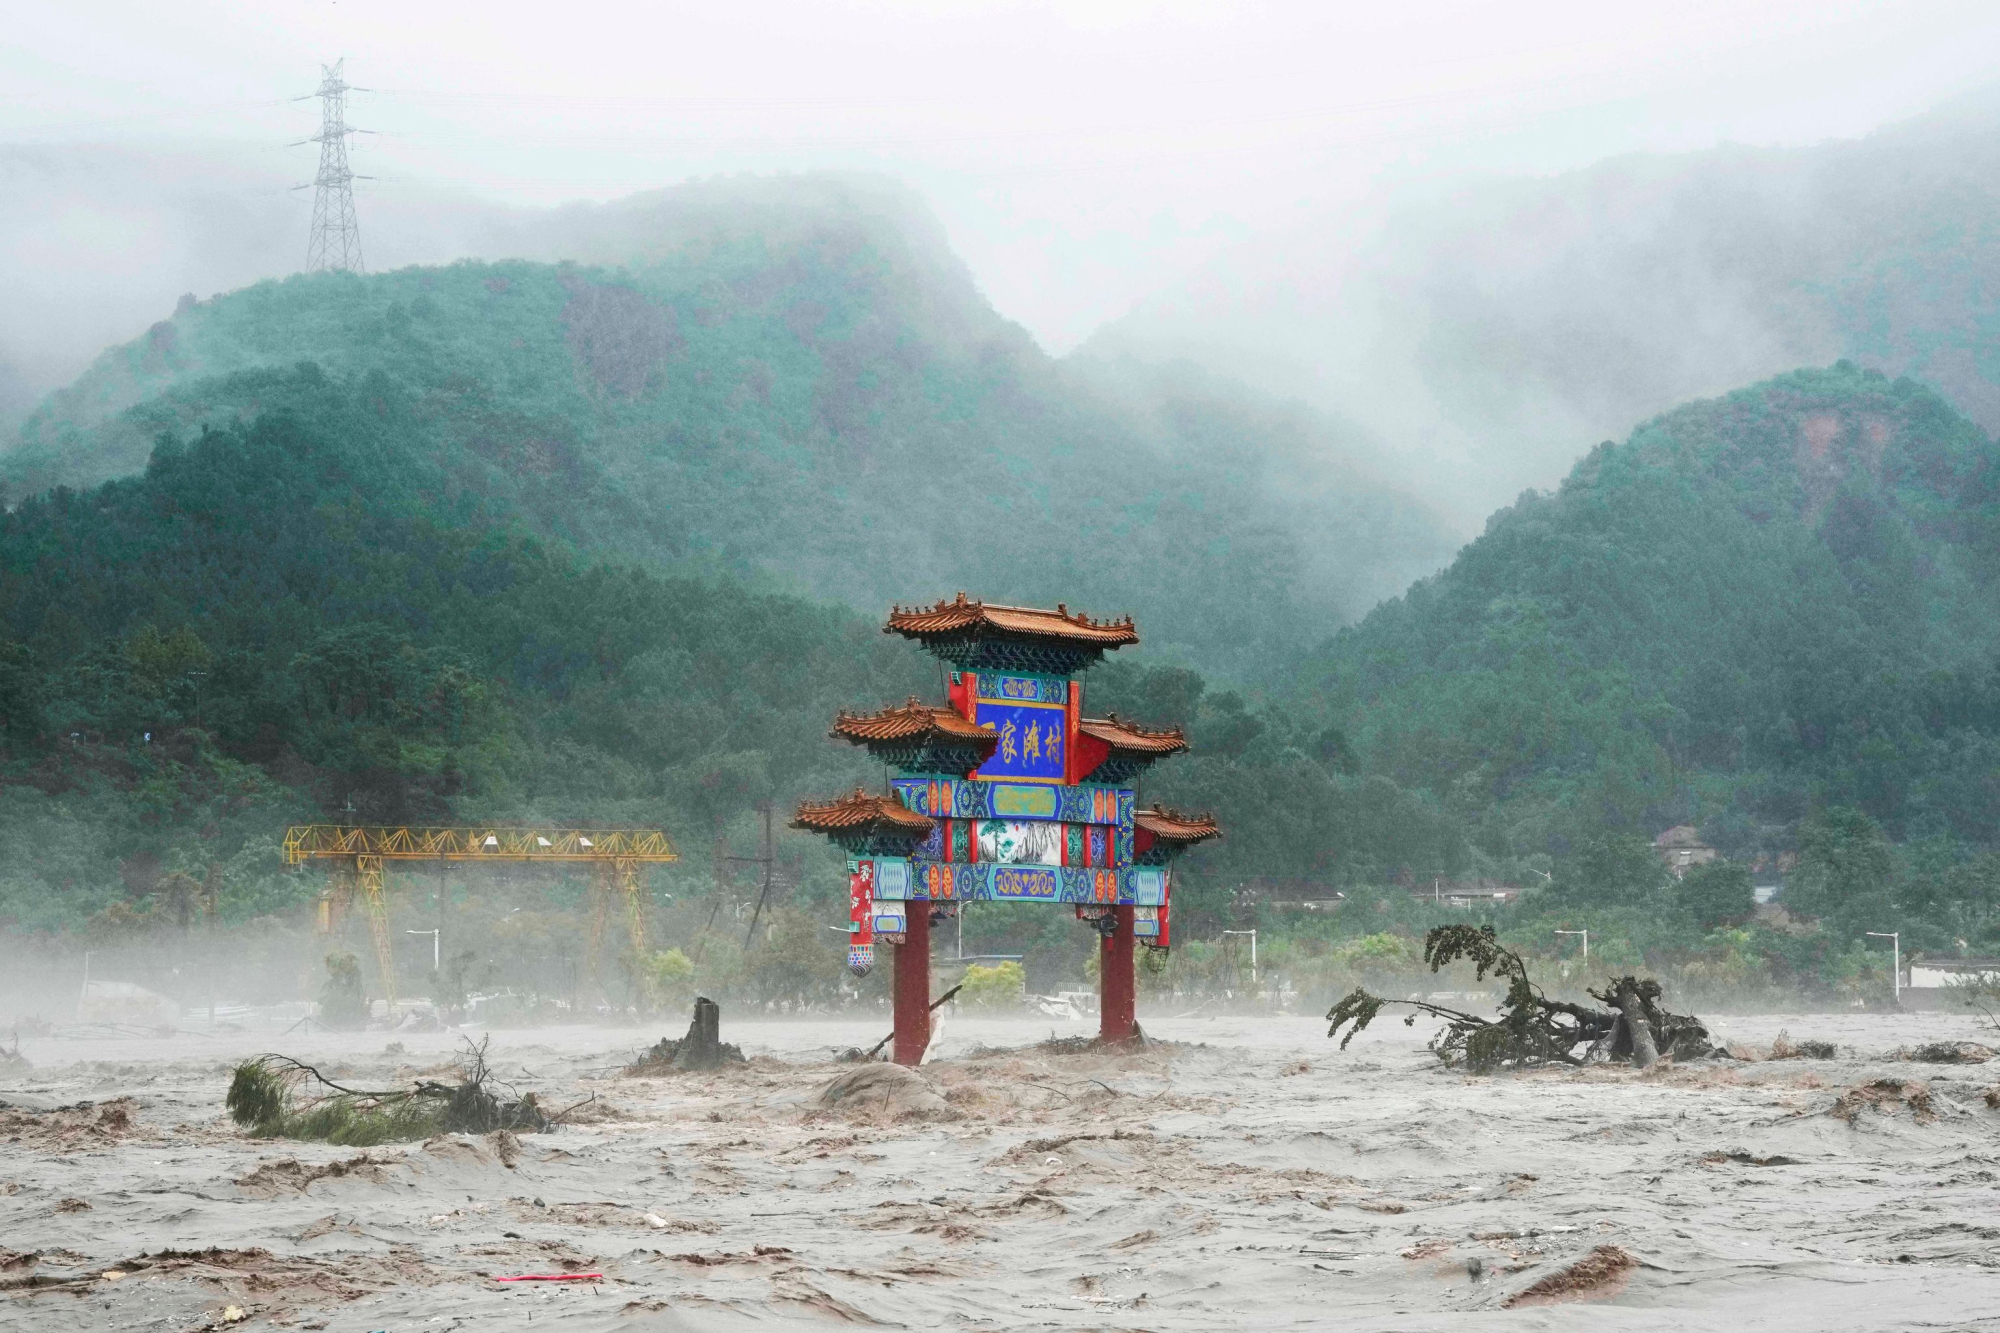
[1309,362,2000,859]
[3,173,1453,681]
[1084,87,2000,529]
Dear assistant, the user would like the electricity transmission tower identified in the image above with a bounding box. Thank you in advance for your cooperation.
[297,59,368,273]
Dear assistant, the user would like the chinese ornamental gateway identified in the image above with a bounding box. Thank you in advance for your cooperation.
[792,595,1219,1065]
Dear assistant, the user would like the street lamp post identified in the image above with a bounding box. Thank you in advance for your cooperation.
[1866,931,1901,1003]
[406,928,440,972]
[1554,929,1589,969]
[77,950,96,1023]
[1221,929,1258,987]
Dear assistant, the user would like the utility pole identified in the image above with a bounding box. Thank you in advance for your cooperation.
[296,59,368,273]
[737,806,777,950]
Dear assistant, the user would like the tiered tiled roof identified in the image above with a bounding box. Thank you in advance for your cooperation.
[1072,712,1189,784]
[887,593,1138,645]
[1134,807,1221,846]
[790,789,936,837]
[886,594,1137,672]
[831,698,997,746]
[1078,714,1189,757]
[830,697,999,778]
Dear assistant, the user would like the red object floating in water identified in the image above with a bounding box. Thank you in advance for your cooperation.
[494,1273,603,1282]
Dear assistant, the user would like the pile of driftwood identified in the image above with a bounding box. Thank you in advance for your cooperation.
[1326,925,1712,1073]
[226,1036,554,1144]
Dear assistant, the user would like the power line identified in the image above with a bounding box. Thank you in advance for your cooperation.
[296,59,369,273]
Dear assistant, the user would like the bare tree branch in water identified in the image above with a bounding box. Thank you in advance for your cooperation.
[1326,925,1712,1073]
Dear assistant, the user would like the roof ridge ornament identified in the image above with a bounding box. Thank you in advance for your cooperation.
[882,595,1138,672]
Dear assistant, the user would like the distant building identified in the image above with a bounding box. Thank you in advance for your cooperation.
[1908,957,2000,990]
[1654,825,1718,879]
[1231,879,1346,912]
[1410,878,1521,908]
[1750,850,1799,878]
[77,980,178,1026]
[1904,956,2000,1010]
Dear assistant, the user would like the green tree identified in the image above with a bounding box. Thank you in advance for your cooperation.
[958,960,1027,1009]
[1789,807,1895,933]
[1548,832,1664,909]
[318,952,368,1029]
[640,947,697,1009]
[1669,860,1754,928]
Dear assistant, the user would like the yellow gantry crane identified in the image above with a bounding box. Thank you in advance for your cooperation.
[283,825,678,1009]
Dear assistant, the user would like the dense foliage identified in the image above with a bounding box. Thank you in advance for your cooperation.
[7,191,1449,681]
[0,369,1461,1001]
[0,383,930,932]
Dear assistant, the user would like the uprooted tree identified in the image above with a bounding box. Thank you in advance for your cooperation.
[1326,925,1712,1073]
[226,1036,558,1145]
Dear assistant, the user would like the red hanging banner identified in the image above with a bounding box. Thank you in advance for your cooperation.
[847,859,876,974]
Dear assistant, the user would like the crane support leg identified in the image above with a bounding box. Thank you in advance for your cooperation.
[619,859,647,958]
[619,859,648,1013]
[357,854,396,1012]
[587,863,612,999]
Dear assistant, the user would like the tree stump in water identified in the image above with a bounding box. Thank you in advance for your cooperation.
[671,996,735,1071]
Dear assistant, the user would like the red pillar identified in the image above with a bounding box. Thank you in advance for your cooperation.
[1099,905,1137,1044]
[892,905,932,1066]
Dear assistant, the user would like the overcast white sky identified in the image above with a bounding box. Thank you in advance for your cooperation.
[5,0,2000,356]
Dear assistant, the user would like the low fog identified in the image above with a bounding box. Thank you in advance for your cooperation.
[13,11,2000,1326]
[8,1,2000,527]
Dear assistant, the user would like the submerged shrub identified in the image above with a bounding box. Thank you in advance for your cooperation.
[225,1038,549,1144]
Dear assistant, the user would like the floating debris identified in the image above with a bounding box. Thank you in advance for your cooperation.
[1771,1031,1838,1060]
[1829,1077,1939,1125]
[1503,1245,1637,1307]
[1894,1041,1994,1064]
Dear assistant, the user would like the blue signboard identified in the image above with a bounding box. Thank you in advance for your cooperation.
[972,675,1066,784]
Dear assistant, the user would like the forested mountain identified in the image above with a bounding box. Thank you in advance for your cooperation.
[7,348,1997,975]
[3,176,1450,681]
[1086,90,2000,526]
[10,171,2000,978]
[1299,364,2000,911]
[0,386,932,929]
[0,372,1462,939]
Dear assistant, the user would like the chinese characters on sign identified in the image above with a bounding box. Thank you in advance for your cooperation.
[971,675,1066,783]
